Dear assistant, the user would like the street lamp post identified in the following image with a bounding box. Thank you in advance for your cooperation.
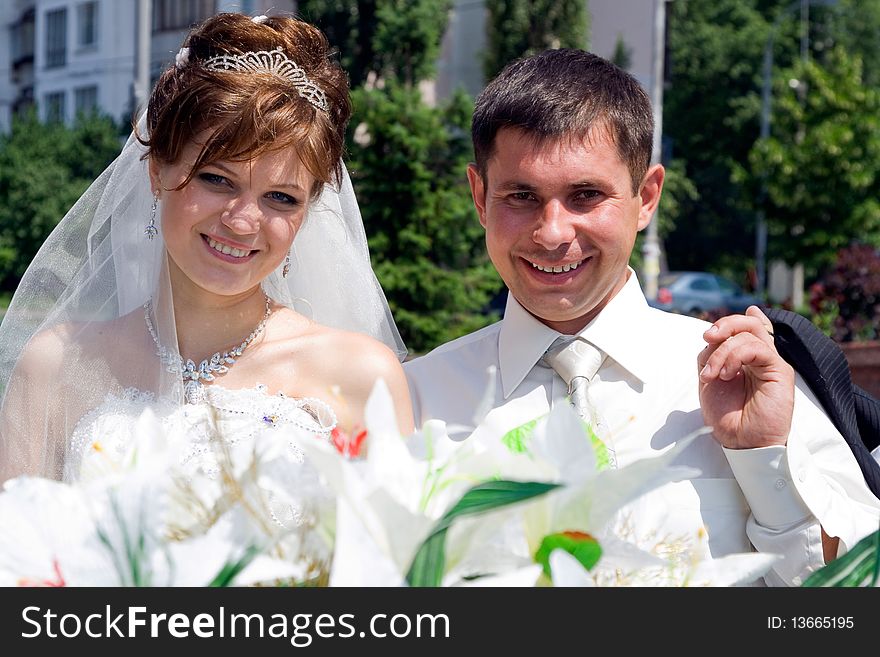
[754,0,836,299]
[133,0,152,117]
[641,0,669,302]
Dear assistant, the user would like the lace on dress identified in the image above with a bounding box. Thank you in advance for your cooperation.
[65,384,337,483]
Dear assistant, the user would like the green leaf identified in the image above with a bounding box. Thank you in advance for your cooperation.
[802,529,880,587]
[534,531,603,578]
[406,480,560,587]
[501,419,538,453]
[208,544,263,588]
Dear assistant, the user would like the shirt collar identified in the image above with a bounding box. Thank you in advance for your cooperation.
[498,269,655,398]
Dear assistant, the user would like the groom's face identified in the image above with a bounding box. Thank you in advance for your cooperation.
[468,127,663,334]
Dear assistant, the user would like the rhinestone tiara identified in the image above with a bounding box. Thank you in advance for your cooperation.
[203,46,329,114]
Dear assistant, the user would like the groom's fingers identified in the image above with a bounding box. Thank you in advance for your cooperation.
[700,305,790,384]
[699,332,781,382]
[703,306,775,349]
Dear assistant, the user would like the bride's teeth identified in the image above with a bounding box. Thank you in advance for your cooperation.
[207,237,250,258]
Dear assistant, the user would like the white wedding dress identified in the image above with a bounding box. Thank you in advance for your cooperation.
[65,383,337,526]
[59,383,340,584]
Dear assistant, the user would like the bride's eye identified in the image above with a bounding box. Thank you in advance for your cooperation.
[198,172,229,186]
[266,191,299,206]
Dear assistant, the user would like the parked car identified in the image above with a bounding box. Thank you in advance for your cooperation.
[647,271,763,318]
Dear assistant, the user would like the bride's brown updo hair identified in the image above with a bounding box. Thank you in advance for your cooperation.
[139,13,351,198]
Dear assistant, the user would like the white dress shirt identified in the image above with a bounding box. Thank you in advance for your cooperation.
[404,271,880,585]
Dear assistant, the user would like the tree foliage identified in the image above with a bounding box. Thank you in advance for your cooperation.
[298,1,500,352]
[664,0,773,274]
[483,0,589,80]
[296,0,378,88]
[665,0,880,282]
[297,0,452,86]
[347,84,500,353]
[611,34,633,71]
[0,111,122,290]
[744,48,880,271]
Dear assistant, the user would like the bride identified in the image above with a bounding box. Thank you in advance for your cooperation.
[0,13,414,486]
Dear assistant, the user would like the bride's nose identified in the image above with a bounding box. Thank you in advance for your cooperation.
[220,196,262,235]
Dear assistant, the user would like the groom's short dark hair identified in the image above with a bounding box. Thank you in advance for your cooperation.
[471,48,654,194]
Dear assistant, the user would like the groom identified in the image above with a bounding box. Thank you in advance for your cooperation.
[403,48,880,585]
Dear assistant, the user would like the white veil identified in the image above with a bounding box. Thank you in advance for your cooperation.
[0,114,405,482]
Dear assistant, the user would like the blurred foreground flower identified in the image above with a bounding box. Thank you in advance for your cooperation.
[299,381,779,587]
[6,378,862,587]
[0,409,326,586]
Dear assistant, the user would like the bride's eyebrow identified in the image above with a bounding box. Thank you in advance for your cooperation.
[204,162,306,193]
[205,162,238,176]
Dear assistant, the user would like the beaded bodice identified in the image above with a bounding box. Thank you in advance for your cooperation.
[65,384,337,484]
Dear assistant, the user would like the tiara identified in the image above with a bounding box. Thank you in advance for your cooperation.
[203,46,329,114]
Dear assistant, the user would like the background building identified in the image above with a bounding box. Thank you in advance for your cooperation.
[434,0,658,102]
[3,0,658,130]
[1,0,295,131]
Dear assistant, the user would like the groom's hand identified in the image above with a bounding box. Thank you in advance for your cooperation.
[697,306,795,450]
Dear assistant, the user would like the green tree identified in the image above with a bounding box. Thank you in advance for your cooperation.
[483,0,589,80]
[664,0,774,274]
[296,1,378,88]
[744,48,880,272]
[0,111,122,290]
[348,84,500,353]
[664,0,878,280]
[299,1,499,352]
[611,34,633,71]
[297,0,452,86]
[630,158,699,273]
[819,0,880,87]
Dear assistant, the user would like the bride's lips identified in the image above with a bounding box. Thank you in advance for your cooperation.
[202,234,258,263]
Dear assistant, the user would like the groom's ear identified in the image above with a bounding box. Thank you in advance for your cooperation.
[467,163,488,228]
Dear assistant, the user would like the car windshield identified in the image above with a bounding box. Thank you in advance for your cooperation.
[716,277,741,295]
[658,274,682,287]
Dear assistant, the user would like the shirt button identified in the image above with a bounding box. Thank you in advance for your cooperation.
[774,478,786,490]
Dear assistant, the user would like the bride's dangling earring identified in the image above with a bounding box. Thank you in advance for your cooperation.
[145,193,159,240]
[282,251,291,278]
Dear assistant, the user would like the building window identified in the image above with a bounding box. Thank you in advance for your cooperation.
[77,1,99,49]
[44,91,66,123]
[13,86,35,117]
[75,86,98,115]
[152,0,216,32]
[12,8,36,66]
[45,8,68,68]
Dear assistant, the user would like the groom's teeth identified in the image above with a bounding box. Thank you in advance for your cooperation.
[531,260,583,273]
[207,238,250,258]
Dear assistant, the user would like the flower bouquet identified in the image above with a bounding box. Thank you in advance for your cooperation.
[1,381,876,587]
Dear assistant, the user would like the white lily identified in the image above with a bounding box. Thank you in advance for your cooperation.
[297,380,705,586]
[439,402,703,583]
[0,408,321,587]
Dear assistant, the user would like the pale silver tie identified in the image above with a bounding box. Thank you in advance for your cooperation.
[543,337,615,468]
[543,337,606,422]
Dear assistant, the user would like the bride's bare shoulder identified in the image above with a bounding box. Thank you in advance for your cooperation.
[16,313,143,373]
[304,323,402,374]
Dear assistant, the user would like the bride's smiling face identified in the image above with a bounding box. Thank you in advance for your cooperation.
[150,140,315,299]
